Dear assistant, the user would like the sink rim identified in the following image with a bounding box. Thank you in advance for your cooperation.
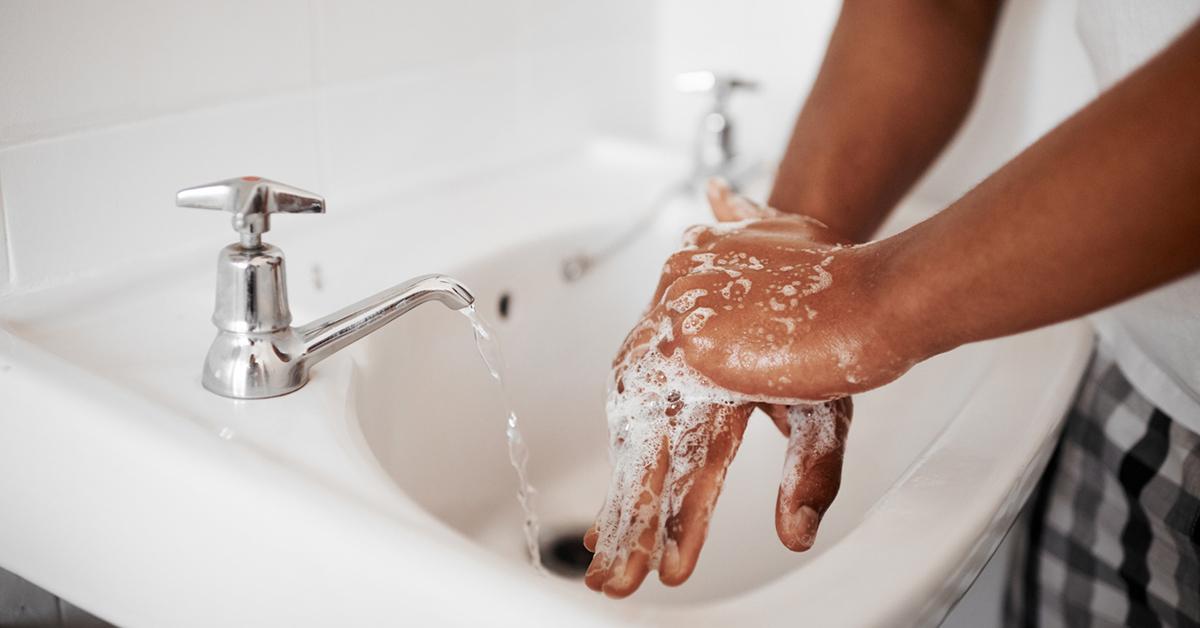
[0,169,1094,626]
[0,252,1094,628]
[345,221,1097,624]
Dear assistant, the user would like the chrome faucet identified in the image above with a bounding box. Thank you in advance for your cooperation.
[559,71,762,282]
[675,70,758,182]
[177,176,474,399]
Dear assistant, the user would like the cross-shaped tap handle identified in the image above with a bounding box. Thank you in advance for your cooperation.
[177,176,324,247]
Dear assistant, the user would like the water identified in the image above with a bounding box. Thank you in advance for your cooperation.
[462,305,547,575]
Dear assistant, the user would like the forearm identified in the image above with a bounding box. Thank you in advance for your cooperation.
[769,0,1003,242]
[886,21,1200,359]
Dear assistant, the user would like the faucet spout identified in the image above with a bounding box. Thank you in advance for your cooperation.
[299,274,474,367]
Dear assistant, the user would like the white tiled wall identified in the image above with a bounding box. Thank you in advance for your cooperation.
[0,0,656,294]
[0,1,314,146]
[0,0,1097,297]
[654,0,841,169]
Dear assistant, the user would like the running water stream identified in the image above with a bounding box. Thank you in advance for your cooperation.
[461,305,548,575]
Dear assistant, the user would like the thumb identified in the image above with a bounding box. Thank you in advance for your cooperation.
[706,178,775,222]
[776,398,852,551]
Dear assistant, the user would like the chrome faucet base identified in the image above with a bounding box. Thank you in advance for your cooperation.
[203,328,308,399]
[179,177,475,400]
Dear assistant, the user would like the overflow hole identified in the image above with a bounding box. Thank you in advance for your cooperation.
[497,292,512,320]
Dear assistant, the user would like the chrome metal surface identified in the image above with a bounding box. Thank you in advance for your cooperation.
[675,70,758,179]
[177,175,324,247]
[299,275,474,366]
[178,177,475,399]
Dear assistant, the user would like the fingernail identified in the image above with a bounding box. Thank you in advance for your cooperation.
[585,559,605,591]
[781,505,820,551]
[660,542,680,577]
[707,177,727,197]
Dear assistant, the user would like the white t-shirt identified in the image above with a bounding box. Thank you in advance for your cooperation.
[1077,1,1200,431]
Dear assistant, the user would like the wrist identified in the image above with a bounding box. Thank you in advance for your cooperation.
[864,230,953,367]
[768,175,885,244]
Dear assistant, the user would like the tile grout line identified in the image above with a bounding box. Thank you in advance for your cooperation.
[0,169,12,292]
[307,0,330,192]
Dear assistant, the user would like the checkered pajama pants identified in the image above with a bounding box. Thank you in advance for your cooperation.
[1004,347,1200,627]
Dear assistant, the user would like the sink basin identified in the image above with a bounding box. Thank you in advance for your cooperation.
[0,141,1093,627]
[355,209,1094,623]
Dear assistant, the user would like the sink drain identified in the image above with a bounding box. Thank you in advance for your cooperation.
[539,527,594,578]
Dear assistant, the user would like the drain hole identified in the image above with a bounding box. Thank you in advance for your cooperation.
[539,527,594,578]
[497,292,512,320]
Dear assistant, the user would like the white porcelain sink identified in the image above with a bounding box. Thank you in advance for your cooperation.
[356,209,1094,624]
[0,142,1093,627]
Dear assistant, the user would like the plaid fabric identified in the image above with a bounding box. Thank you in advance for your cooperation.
[1004,347,1200,628]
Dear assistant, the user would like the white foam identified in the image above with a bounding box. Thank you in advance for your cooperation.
[770,316,798,334]
[596,313,840,573]
[801,263,832,296]
[597,318,742,566]
[780,403,841,498]
[681,307,715,335]
[594,223,851,576]
[690,252,743,278]
[667,288,708,313]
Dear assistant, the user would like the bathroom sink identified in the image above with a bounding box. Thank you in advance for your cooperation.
[0,141,1092,627]
[355,209,1094,624]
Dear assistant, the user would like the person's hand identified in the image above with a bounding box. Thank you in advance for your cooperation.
[645,180,916,399]
[583,181,914,597]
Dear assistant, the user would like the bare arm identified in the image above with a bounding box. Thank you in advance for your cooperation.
[676,19,1200,403]
[586,7,1200,599]
[769,0,1004,241]
[885,19,1200,361]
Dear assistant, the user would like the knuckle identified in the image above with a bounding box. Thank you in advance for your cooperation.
[680,224,714,247]
[664,249,696,273]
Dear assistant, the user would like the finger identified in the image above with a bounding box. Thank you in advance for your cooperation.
[611,315,658,373]
[658,404,752,585]
[586,435,670,597]
[583,525,597,552]
[585,445,633,591]
[681,224,719,249]
[776,398,853,552]
[759,403,791,437]
[647,249,701,309]
[706,178,775,222]
[706,178,745,222]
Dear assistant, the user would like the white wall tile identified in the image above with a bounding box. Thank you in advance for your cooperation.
[313,0,530,84]
[519,0,657,51]
[317,42,656,206]
[0,0,313,146]
[0,96,321,290]
[312,0,656,86]
[655,0,840,158]
[0,0,659,290]
[317,56,536,206]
